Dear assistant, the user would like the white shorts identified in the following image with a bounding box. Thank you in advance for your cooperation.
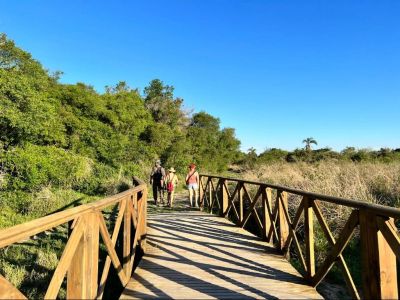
[187,183,198,190]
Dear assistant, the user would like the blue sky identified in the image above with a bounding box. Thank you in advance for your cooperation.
[1,1,399,152]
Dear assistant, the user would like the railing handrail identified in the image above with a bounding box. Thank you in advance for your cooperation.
[0,179,146,249]
[199,173,400,299]
[200,173,400,218]
[0,176,148,299]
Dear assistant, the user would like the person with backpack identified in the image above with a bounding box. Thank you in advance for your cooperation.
[186,163,199,207]
[165,167,179,207]
[150,159,166,205]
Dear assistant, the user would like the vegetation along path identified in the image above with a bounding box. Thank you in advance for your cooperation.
[121,195,322,299]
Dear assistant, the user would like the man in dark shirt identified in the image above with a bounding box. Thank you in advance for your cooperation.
[150,160,166,205]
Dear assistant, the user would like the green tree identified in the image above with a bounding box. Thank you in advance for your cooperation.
[244,147,258,169]
[143,79,187,129]
[302,137,318,151]
[259,148,288,163]
[187,112,240,172]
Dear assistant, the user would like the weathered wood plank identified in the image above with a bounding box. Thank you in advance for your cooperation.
[362,214,398,299]
[218,179,228,216]
[98,213,128,285]
[312,210,358,287]
[312,201,359,299]
[304,197,315,279]
[123,197,132,278]
[0,275,27,299]
[278,191,289,251]
[121,209,322,299]
[97,201,126,299]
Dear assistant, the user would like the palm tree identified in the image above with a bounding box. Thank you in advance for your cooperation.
[302,137,317,151]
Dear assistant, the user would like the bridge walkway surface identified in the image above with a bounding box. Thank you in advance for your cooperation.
[120,195,322,299]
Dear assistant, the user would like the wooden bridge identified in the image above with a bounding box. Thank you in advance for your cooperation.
[1,175,400,299]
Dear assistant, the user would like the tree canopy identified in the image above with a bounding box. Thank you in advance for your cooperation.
[0,34,241,199]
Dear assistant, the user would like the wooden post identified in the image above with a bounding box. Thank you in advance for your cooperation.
[304,197,315,279]
[123,196,131,279]
[208,179,213,211]
[359,210,398,299]
[0,274,27,299]
[141,189,148,253]
[378,218,398,300]
[199,176,204,208]
[278,191,289,252]
[219,179,228,217]
[262,187,272,243]
[136,190,147,253]
[239,182,244,224]
[67,212,99,299]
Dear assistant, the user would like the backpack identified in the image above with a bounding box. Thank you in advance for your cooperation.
[167,181,174,192]
[166,175,175,192]
[153,167,163,181]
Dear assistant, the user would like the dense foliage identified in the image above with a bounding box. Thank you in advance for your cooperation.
[0,34,241,214]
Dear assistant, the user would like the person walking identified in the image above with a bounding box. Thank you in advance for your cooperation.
[186,163,199,207]
[150,159,166,205]
[165,167,179,207]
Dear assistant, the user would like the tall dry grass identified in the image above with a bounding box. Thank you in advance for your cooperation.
[243,160,400,207]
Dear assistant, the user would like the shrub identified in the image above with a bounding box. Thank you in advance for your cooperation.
[3,144,93,191]
[0,260,27,288]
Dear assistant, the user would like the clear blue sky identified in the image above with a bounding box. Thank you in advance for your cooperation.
[1,0,399,152]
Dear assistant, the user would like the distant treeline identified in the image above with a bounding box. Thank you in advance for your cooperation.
[0,33,241,198]
[239,146,400,169]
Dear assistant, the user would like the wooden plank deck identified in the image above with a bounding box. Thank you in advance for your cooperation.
[121,199,322,299]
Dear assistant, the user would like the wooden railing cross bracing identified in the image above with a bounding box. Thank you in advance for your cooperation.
[200,174,400,300]
[0,177,147,299]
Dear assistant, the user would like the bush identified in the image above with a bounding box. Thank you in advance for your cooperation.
[0,204,31,228]
[3,144,93,191]
[0,190,33,215]
[0,260,27,287]
[76,162,118,195]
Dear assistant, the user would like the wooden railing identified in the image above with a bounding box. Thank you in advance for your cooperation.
[199,174,400,299]
[0,177,147,299]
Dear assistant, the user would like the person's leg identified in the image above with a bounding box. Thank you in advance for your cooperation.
[167,192,171,206]
[188,187,193,207]
[160,182,165,204]
[152,184,158,204]
[194,187,199,207]
[170,191,175,207]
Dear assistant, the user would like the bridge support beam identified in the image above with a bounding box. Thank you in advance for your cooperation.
[199,176,204,208]
[304,197,315,280]
[123,196,132,280]
[138,190,148,253]
[262,187,272,243]
[278,191,289,253]
[218,179,228,217]
[67,211,99,299]
[238,182,244,224]
[359,210,398,299]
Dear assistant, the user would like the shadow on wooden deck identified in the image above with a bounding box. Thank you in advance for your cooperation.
[121,195,322,299]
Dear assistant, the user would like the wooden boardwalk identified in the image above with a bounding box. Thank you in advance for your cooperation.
[121,198,322,299]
